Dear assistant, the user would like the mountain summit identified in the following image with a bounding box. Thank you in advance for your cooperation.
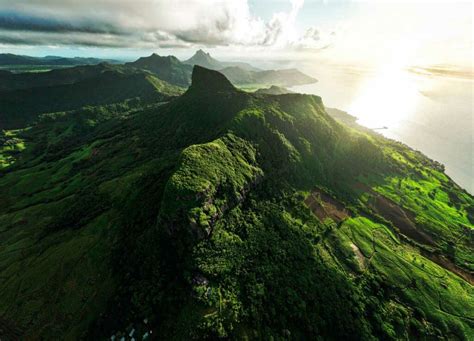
[189,65,235,92]
[126,53,193,86]
[184,49,223,70]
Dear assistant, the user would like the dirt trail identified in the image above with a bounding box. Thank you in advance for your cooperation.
[371,195,436,246]
[423,252,474,285]
[304,189,350,223]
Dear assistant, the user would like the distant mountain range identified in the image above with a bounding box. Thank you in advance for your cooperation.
[184,49,260,71]
[0,53,119,66]
[126,54,193,87]
[127,50,317,87]
[184,49,317,86]
[0,50,317,88]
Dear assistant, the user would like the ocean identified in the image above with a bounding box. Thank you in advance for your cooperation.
[290,63,473,194]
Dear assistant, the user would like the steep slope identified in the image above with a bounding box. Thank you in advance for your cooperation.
[0,66,472,340]
[0,70,183,129]
[126,53,193,87]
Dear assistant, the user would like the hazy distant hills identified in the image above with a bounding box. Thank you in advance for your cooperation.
[220,66,317,87]
[184,49,316,86]
[184,49,223,70]
[184,49,260,71]
[254,85,295,95]
[126,50,317,88]
[0,53,119,66]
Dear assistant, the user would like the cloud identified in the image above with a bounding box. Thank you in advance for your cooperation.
[0,0,320,50]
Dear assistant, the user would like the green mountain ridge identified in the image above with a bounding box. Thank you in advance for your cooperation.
[0,67,183,129]
[0,63,126,91]
[0,66,472,340]
[125,53,193,87]
[0,53,119,66]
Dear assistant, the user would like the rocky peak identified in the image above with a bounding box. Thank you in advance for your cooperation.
[189,65,235,92]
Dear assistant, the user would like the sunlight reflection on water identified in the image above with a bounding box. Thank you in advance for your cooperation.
[348,66,419,128]
[290,64,473,193]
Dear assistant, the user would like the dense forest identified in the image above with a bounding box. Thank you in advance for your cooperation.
[0,64,472,340]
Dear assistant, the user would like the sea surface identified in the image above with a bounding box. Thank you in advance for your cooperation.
[290,63,473,194]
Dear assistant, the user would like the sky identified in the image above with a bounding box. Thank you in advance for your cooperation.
[0,0,472,68]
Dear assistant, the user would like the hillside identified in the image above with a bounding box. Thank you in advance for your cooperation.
[0,66,472,339]
[0,69,183,129]
[0,63,127,91]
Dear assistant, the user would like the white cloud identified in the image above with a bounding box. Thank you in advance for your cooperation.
[0,0,325,50]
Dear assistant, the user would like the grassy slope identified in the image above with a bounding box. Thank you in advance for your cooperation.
[0,66,472,339]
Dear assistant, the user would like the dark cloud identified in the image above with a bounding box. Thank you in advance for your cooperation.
[0,11,123,35]
[0,29,191,49]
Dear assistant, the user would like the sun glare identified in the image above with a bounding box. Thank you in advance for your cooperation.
[348,60,419,129]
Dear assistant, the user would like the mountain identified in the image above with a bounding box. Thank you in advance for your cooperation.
[254,68,317,86]
[184,49,316,86]
[184,49,260,71]
[220,66,317,87]
[0,63,125,91]
[255,85,295,95]
[0,53,119,66]
[0,67,183,129]
[184,49,223,70]
[126,53,193,87]
[125,51,315,88]
[0,66,472,339]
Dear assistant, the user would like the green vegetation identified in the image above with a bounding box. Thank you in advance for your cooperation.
[126,53,194,87]
[254,85,295,95]
[0,66,183,129]
[0,65,472,339]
